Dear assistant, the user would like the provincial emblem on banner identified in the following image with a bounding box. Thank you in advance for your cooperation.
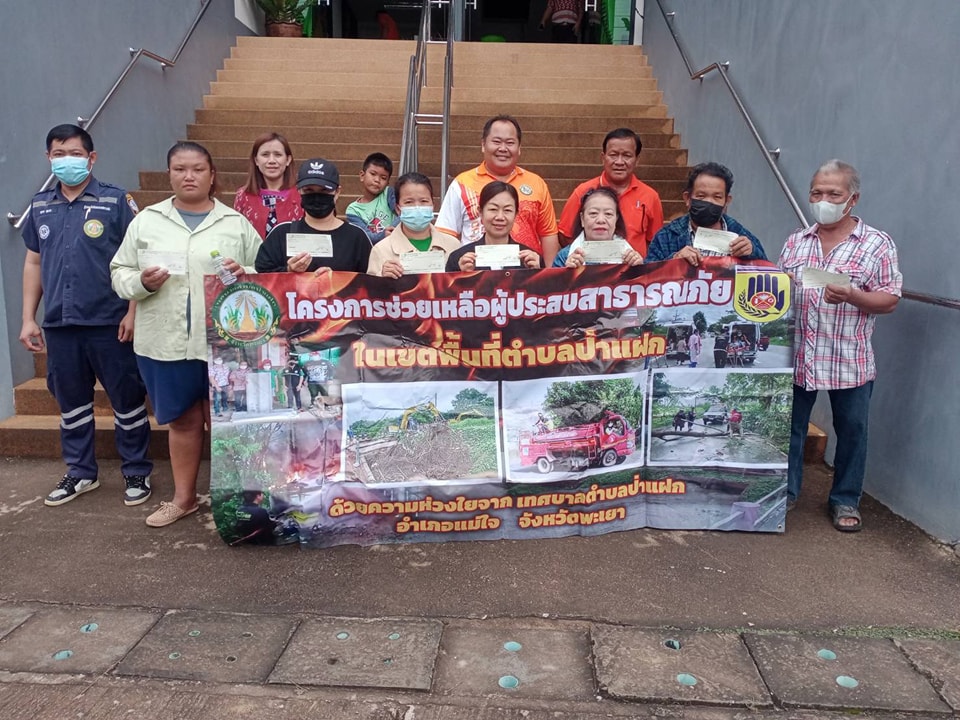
[211,282,282,347]
[733,267,790,323]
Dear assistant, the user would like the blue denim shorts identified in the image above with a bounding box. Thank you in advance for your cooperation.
[136,357,208,425]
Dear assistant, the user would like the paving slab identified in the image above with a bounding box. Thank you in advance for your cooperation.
[896,638,960,712]
[0,605,35,641]
[269,616,442,690]
[744,633,952,713]
[114,609,298,683]
[64,686,171,720]
[167,693,319,720]
[591,626,771,707]
[0,606,160,674]
[432,624,595,701]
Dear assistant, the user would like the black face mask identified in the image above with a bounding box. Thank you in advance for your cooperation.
[301,192,337,218]
[688,199,725,227]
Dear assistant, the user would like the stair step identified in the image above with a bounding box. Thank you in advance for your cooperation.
[14,378,155,418]
[194,109,674,134]
[222,56,656,78]
[189,141,685,167]
[33,352,47,378]
[231,36,648,61]
[207,82,663,107]
[184,124,680,149]
[0,415,173,460]
[215,69,659,90]
[202,95,669,118]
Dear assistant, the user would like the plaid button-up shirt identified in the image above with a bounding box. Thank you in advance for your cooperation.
[778,218,902,390]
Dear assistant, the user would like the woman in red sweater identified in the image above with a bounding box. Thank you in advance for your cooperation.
[233,132,303,239]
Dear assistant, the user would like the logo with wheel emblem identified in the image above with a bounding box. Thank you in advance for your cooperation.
[734,268,790,322]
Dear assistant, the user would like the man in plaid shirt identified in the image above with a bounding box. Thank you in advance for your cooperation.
[779,160,901,532]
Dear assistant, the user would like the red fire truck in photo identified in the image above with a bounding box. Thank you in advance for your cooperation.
[518,410,635,474]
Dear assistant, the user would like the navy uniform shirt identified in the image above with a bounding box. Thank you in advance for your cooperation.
[22,176,138,327]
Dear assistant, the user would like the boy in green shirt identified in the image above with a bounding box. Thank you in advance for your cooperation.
[345,152,398,244]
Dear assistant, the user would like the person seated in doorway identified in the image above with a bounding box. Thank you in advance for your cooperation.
[539,0,582,43]
[645,162,766,265]
[377,9,400,40]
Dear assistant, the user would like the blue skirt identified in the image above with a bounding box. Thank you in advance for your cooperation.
[136,357,208,425]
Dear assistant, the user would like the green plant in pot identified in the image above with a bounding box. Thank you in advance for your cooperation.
[255,0,314,37]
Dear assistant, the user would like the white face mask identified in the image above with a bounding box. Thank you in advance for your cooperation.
[810,195,854,226]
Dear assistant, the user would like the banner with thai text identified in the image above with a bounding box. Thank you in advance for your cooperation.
[205,257,793,547]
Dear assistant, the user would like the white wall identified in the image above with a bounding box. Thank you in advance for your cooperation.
[643,0,960,542]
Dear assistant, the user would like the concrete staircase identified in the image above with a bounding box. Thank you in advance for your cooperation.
[131,37,690,219]
[2,37,692,459]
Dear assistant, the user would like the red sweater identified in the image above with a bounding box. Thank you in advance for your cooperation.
[234,187,304,239]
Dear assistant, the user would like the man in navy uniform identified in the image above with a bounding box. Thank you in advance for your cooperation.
[20,124,152,507]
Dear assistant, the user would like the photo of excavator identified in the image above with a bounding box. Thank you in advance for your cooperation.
[343,385,501,485]
[387,402,445,433]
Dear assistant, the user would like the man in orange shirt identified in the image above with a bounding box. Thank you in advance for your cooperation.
[558,128,663,256]
[436,115,559,266]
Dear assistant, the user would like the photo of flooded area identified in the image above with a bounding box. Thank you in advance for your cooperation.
[340,381,501,485]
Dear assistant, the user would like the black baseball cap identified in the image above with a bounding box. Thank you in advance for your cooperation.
[296,158,340,191]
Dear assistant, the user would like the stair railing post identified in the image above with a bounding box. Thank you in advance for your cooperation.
[439,5,455,196]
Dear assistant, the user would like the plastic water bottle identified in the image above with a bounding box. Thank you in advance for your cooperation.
[210,250,236,286]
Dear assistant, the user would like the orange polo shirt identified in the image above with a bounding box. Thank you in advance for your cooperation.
[435,163,557,255]
[558,174,664,255]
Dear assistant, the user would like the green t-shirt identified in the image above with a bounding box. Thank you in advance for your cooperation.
[408,236,433,252]
[345,187,397,244]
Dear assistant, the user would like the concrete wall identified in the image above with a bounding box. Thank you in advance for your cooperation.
[643,0,960,541]
[0,0,253,419]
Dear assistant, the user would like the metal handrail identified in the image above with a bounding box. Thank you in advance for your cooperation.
[438,2,455,195]
[653,0,955,310]
[654,0,807,228]
[399,0,454,194]
[6,0,213,229]
[399,0,432,175]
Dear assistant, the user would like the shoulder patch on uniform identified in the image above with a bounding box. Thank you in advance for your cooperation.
[126,194,139,214]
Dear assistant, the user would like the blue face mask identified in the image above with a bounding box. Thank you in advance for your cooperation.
[399,205,434,233]
[51,156,91,186]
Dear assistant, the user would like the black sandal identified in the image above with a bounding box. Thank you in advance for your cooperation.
[831,504,862,532]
